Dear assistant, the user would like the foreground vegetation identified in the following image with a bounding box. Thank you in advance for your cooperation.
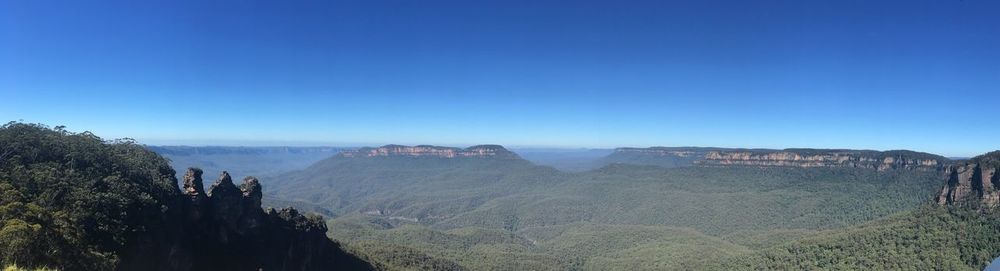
[333,205,1000,270]
[0,123,372,270]
[3,264,57,271]
[0,122,177,270]
[726,205,1000,270]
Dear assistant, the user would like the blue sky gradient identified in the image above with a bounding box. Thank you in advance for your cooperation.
[2,0,999,156]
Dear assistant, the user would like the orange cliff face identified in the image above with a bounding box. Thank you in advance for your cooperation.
[338,144,520,159]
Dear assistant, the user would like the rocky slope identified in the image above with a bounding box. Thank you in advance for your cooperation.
[338,144,520,159]
[117,168,373,271]
[937,151,1000,209]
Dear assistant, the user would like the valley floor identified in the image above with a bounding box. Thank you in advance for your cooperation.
[331,206,1000,270]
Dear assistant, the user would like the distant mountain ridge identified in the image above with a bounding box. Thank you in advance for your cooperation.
[147,146,349,156]
[338,144,520,159]
[147,146,353,182]
[597,147,741,168]
[603,147,949,171]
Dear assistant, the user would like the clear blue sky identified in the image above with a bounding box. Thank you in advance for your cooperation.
[2,0,998,157]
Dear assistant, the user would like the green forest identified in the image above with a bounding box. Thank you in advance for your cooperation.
[725,206,1000,270]
[265,148,1000,270]
[0,122,178,270]
[329,198,1000,271]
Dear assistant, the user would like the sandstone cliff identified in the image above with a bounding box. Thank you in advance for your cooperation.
[607,147,948,171]
[116,168,373,271]
[698,149,947,171]
[338,144,519,159]
[937,151,1000,209]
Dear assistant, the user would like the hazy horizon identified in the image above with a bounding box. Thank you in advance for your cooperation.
[0,119,994,157]
[114,138,976,159]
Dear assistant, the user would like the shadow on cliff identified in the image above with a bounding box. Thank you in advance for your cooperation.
[116,168,373,271]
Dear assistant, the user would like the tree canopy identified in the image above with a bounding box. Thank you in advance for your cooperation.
[0,122,178,269]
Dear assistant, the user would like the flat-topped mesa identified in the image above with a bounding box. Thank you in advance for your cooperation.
[338,144,520,159]
[696,149,948,171]
[937,151,1000,209]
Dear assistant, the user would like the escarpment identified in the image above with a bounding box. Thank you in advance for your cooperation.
[338,144,520,159]
[117,168,373,271]
[608,147,948,171]
[937,151,1000,209]
[698,150,947,171]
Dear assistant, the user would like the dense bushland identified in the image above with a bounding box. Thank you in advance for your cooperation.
[0,122,178,269]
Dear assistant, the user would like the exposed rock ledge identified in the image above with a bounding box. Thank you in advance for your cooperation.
[339,144,520,159]
[937,151,1000,209]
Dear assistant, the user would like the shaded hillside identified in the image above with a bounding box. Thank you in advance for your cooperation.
[0,123,371,270]
[270,145,567,219]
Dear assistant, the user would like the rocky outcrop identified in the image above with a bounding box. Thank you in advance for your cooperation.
[116,168,373,271]
[698,149,947,171]
[238,176,265,234]
[208,171,244,231]
[937,151,1000,209]
[182,168,208,221]
[339,144,520,159]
